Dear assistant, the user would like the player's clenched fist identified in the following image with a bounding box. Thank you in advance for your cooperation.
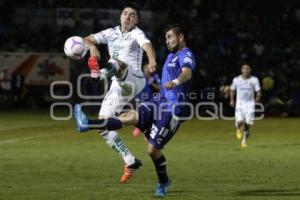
[164,81,177,90]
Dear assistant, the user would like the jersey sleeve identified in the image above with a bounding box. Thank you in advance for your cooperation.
[132,29,151,47]
[254,78,261,92]
[179,51,195,70]
[230,78,237,90]
[91,28,112,44]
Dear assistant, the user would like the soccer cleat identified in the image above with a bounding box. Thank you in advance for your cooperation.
[241,130,250,148]
[74,104,89,132]
[236,129,242,140]
[132,127,142,137]
[155,179,172,197]
[120,159,142,183]
[241,141,248,148]
[241,139,248,148]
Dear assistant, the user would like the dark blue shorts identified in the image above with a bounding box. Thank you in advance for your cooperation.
[137,101,182,149]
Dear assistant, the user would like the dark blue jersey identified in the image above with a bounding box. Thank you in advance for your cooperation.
[136,48,196,148]
[161,47,196,104]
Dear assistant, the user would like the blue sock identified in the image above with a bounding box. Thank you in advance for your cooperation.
[88,118,123,130]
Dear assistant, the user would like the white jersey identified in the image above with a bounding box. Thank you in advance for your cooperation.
[92,26,150,76]
[231,75,261,106]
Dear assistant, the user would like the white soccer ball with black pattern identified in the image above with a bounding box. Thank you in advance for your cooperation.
[64,36,87,60]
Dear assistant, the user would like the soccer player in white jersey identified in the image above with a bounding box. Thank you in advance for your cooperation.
[230,64,261,148]
[83,2,156,183]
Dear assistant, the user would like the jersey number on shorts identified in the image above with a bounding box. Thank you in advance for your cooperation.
[150,125,158,139]
[150,124,170,139]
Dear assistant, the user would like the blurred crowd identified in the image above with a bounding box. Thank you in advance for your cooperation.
[0,0,299,115]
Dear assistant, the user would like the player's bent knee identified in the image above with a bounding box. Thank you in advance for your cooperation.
[148,145,161,159]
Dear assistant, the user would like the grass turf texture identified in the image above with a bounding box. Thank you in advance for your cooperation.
[0,110,300,200]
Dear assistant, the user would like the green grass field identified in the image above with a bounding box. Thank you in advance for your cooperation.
[0,110,300,200]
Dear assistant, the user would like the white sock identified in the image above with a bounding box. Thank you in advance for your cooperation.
[101,130,135,166]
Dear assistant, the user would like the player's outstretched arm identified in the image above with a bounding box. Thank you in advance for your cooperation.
[142,43,157,72]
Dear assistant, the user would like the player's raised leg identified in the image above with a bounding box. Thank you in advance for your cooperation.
[77,56,144,182]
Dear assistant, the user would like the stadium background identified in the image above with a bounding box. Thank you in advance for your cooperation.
[0,1,300,200]
[0,0,299,116]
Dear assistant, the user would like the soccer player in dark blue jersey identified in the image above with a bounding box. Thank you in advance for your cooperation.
[74,24,195,197]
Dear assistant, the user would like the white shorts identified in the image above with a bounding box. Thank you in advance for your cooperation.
[99,67,146,117]
[235,102,255,126]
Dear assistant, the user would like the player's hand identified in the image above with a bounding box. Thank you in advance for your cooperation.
[164,81,177,90]
[88,56,100,78]
[148,59,157,73]
[89,46,100,59]
[255,97,260,103]
[230,100,235,107]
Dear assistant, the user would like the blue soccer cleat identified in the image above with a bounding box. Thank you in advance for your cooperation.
[154,179,171,197]
[74,104,89,132]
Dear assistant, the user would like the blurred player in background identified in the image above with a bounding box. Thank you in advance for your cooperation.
[83,2,156,183]
[230,64,261,148]
[0,67,11,103]
[74,24,195,197]
[132,63,161,137]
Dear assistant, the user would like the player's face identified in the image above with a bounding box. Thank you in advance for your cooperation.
[120,7,138,31]
[165,30,180,52]
[241,65,251,77]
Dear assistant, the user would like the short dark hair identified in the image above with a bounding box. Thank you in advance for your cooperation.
[123,2,140,18]
[164,24,187,40]
[164,24,185,35]
[241,63,251,68]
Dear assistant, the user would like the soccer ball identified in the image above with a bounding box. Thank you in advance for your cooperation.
[64,36,87,60]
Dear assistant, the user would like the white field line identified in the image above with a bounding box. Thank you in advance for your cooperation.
[0,131,65,145]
